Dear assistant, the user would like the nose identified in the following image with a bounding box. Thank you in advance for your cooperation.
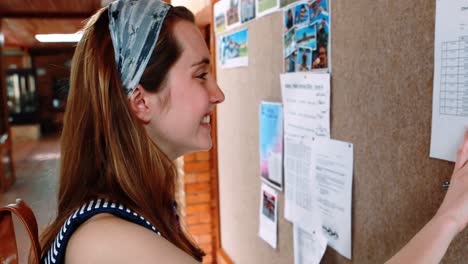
[210,81,225,105]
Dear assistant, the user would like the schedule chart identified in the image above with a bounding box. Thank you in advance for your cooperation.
[440,35,468,116]
[430,0,468,162]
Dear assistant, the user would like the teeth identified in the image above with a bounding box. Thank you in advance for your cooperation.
[202,115,210,124]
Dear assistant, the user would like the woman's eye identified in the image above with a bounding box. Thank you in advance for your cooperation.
[196,72,208,80]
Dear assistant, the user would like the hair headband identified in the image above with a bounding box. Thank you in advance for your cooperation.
[108,0,171,96]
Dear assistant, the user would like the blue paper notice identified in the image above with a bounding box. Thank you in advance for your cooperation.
[259,102,283,190]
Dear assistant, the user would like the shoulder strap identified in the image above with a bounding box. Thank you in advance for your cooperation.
[42,199,162,264]
[0,199,40,264]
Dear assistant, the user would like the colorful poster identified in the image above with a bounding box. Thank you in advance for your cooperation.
[283,0,330,73]
[259,102,283,190]
[218,28,249,68]
[256,0,280,17]
[241,0,256,23]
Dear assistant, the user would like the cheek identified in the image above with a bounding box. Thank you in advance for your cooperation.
[173,83,210,112]
[168,84,210,129]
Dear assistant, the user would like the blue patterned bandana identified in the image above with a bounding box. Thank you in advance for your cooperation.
[108,0,171,96]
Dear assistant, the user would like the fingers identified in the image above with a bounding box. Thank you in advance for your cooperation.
[454,129,468,172]
[455,161,468,181]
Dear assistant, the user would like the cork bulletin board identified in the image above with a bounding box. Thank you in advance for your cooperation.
[215,1,468,263]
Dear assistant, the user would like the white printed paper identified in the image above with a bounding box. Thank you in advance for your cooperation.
[430,0,468,161]
[310,137,353,259]
[258,183,278,248]
[280,72,330,140]
[281,72,330,221]
[284,136,313,222]
[293,184,327,264]
[285,137,353,259]
[293,224,327,264]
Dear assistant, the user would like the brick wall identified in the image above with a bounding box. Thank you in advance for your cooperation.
[183,151,215,264]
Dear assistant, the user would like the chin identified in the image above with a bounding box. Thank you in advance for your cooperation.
[200,141,213,151]
[183,143,212,156]
[197,139,213,152]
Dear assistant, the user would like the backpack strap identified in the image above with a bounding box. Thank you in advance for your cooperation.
[0,199,40,264]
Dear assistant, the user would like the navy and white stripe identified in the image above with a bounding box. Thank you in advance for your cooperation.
[41,199,161,264]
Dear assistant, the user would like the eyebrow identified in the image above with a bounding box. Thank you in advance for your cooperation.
[191,58,210,67]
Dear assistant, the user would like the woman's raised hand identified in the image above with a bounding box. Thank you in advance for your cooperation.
[435,129,468,233]
[386,130,468,264]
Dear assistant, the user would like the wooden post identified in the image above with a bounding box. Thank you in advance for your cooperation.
[209,0,221,255]
[209,1,233,263]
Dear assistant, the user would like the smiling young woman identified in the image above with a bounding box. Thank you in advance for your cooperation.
[38,1,223,263]
[35,0,468,263]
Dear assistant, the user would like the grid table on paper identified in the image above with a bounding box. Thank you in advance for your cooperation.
[440,35,468,116]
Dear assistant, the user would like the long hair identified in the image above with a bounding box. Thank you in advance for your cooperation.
[38,5,205,261]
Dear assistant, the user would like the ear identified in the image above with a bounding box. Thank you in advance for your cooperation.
[128,84,152,123]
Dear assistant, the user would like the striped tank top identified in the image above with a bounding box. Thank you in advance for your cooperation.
[41,198,165,264]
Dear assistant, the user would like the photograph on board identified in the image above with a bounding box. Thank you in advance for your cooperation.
[284,7,295,31]
[214,0,229,34]
[294,2,309,25]
[296,23,316,50]
[296,47,313,71]
[309,0,329,25]
[262,189,277,221]
[312,18,329,69]
[256,0,280,17]
[258,183,278,248]
[282,0,331,73]
[310,0,329,70]
[284,51,297,72]
[284,27,296,57]
[218,28,249,69]
[226,0,240,27]
[312,44,327,69]
[241,0,256,23]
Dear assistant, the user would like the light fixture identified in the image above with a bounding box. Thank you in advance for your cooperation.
[35,33,83,43]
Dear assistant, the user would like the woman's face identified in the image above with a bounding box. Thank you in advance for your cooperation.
[145,20,225,159]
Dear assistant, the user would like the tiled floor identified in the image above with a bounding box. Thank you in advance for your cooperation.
[1,135,60,263]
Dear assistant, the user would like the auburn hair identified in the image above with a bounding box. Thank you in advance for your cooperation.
[38,5,204,261]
